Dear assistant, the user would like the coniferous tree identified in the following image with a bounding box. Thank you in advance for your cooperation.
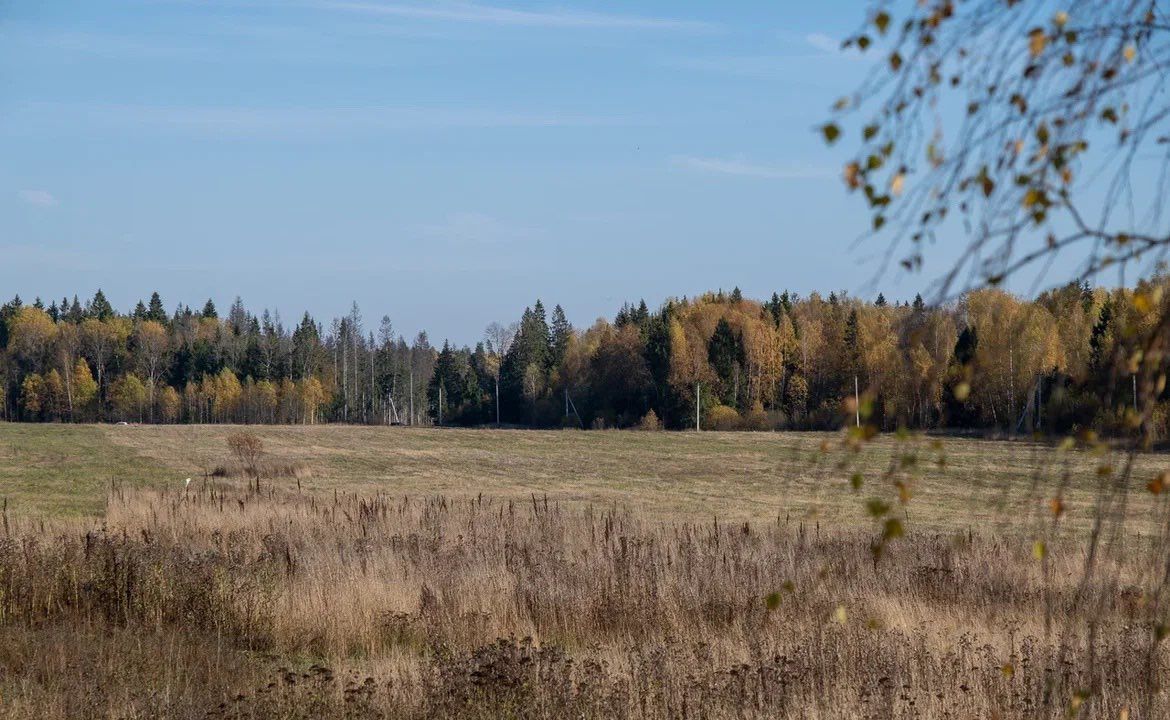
[550,305,572,367]
[88,289,114,320]
[66,296,84,323]
[147,292,167,323]
[1089,299,1113,376]
[707,317,744,407]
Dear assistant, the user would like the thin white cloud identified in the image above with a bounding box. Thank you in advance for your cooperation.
[671,156,833,180]
[803,32,871,62]
[805,33,841,54]
[415,212,539,246]
[305,1,715,31]
[17,190,57,207]
[659,55,795,77]
[15,102,627,137]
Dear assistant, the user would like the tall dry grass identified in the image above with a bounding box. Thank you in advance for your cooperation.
[0,479,1165,719]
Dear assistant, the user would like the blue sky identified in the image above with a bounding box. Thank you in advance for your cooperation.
[0,1,995,342]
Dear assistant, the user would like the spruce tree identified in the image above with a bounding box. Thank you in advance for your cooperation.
[88,289,115,320]
[707,317,744,407]
[428,341,459,424]
[1089,300,1113,374]
[634,299,650,327]
[67,296,84,323]
[875,293,887,307]
[953,326,978,366]
[767,292,783,327]
[147,292,167,323]
[550,304,572,367]
[201,299,218,319]
[530,300,551,370]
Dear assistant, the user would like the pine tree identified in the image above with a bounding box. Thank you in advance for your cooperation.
[201,299,218,319]
[875,293,887,307]
[912,293,925,311]
[730,287,743,304]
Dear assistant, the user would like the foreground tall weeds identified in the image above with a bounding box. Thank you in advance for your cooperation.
[0,481,1165,718]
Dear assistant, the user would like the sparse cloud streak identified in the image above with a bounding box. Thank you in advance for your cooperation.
[15,102,629,137]
[17,190,57,207]
[671,156,833,180]
[805,33,841,54]
[415,212,540,246]
[304,1,715,31]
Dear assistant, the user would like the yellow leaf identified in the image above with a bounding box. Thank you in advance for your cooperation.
[1029,29,1048,57]
[834,605,847,624]
[843,162,861,189]
[1054,11,1069,28]
[953,382,970,402]
[891,172,905,196]
[1033,540,1047,560]
[1124,44,1137,63]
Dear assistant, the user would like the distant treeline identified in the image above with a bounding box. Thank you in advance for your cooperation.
[0,281,1159,434]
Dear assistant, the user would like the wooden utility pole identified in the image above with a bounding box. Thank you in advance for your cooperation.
[695,382,701,432]
[854,375,860,428]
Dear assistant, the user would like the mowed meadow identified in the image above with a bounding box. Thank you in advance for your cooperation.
[2,424,1170,718]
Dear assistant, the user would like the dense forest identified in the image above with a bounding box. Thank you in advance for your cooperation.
[0,281,1161,436]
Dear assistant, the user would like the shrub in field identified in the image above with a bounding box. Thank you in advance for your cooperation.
[741,402,769,431]
[227,431,264,492]
[638,410,661,431]
[706,404,740,430]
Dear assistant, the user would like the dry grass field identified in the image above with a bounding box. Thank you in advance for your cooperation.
[1,424,1169,718]
[2,423,1167,531]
